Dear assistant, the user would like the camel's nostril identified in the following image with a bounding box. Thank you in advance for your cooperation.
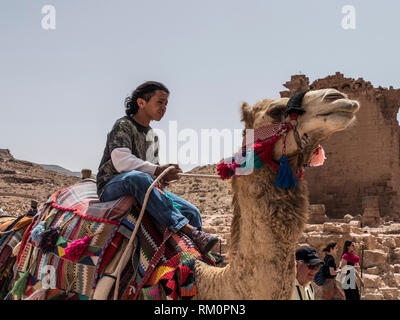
[353,102,360,111]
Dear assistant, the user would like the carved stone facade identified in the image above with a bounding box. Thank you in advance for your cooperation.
[281,72,400,219]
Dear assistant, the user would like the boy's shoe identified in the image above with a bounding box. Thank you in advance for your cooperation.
[190,227,219,255]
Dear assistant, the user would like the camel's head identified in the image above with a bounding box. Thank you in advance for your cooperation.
[241,88,360,167]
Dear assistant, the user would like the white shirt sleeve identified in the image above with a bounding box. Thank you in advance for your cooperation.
[111,147,158,178]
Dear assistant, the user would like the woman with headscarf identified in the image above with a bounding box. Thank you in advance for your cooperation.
[339,240,364,300]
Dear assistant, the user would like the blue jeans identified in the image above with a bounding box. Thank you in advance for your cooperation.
[100,170,202,233]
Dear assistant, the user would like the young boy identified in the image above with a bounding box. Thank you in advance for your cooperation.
[97,81,218,254]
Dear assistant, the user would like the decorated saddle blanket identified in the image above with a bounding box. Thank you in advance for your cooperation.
[8,180,215,300]
[11,181,135,300]
[116,201,216,300]
[0,214,34,299]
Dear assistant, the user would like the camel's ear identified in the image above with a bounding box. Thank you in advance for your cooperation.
[240,102,254,128]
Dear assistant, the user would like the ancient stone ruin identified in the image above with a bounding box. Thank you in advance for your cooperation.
[308,204,328,224]
[281,72,400,221]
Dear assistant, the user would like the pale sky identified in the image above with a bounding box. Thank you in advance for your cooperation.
[1,0,399,173]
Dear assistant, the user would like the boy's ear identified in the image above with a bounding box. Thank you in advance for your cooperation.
[240,102,254,128]
[137,97,145,109]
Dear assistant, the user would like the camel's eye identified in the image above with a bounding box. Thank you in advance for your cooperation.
[267,108,284,119]
[324,92,346,102]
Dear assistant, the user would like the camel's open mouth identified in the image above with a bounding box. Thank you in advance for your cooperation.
[317,111,354,117]
[316,102,359,118]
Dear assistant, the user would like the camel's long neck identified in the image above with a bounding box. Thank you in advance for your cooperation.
[195,166,309,300]
[228,167,309,299]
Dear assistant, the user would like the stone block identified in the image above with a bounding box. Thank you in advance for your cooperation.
[308,204,327,224]
[304,224,323,233]
[323,222,350,234]
[393,236,400,247]
[365,266,380,275]
[363,274,383,288]
[391,248,400,264]
[363,249,388,268]
[349,220,361,228]
[394,273,400,286]
[380,287,399,300]
[362,208,382,227]
[382,237,396,249]
[362,292,384,300]
[362,196,379,209]
[344,214,353,223]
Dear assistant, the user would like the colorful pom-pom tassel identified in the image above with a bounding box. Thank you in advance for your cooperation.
[39,226,60,253]
[24,287,49,300]
[30,221,46,243]
[274,156,297,189]
[309,145,326,167]
[10,271,29,300]
[64,235,92,262]
[217,161,236,180]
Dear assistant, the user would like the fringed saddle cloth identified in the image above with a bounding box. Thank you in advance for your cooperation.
[9,180,215,300]
[0,214,34,299]
[116,201,216,300]
[11,180,133,300]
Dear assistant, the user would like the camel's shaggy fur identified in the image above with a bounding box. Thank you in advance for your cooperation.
[194,89,360,299]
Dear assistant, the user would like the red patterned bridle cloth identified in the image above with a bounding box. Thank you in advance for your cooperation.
[241,123,291,149]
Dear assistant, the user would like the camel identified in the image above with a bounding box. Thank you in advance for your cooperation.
[194,88,360,299]
[0,89,359,300]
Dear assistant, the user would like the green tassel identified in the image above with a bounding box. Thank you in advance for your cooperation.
[10,271,29,300]
[253,153,264,170]
[240,151,264,171]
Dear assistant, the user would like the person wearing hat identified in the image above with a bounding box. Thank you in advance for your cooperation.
[291,246,323,300]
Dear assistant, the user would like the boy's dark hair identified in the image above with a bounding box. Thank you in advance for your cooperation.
[125,81,169,116]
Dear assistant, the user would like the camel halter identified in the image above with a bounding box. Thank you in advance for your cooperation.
[286,91,307,151]
[216,91,325,188]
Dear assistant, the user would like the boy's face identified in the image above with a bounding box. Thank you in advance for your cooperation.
[138,90,169,121]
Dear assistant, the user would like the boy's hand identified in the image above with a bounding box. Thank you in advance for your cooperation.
[154,164,182,183]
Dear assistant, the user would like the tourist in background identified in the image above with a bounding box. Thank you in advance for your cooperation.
[339,240,364,300]
[291,247,323,300]
[320,242,345,300]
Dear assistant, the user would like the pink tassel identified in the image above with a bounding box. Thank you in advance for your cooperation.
[24,287,48,300]
[309,145,326,167]
[64,236,92,262]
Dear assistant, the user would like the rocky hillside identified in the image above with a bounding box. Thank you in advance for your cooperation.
[0,149,80,215]
[1,149,399,299]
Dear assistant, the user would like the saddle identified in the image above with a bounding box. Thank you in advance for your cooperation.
[5,180,215,300]
[0,214,34,299]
